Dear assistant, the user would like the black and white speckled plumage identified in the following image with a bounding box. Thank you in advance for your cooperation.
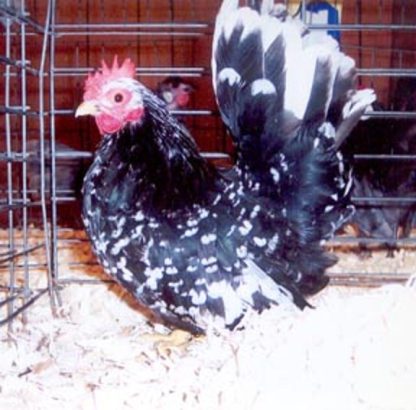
[81,1,375,334]
[212,1,375,246]
[82,87,310,334]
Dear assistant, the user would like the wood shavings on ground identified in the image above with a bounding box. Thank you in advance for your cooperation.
[0,277,415,409]
[1,229,416,409]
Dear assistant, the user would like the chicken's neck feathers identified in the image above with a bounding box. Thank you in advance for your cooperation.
[89,97,216,214]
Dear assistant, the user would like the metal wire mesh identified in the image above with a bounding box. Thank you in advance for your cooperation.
[1,0,416,328]
[0,0,57,331]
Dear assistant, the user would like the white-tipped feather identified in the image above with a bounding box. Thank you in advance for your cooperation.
[239,259,293,305]
[212,0,239,93]
[212,4,254,94]
[335,89,377,147]
[213,0,375,139]
[251,79,276,96]
[218,67,241,86]
[342,89,377,120]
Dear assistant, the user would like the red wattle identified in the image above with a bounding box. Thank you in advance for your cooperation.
[96,114,123,135]
[95,108,144,135]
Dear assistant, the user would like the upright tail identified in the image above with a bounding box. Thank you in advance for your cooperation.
[212,0,376,242]
[212,0,375,158]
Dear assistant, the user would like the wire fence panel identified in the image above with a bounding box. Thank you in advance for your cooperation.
[0,0,57,332]
[1,0,416,327]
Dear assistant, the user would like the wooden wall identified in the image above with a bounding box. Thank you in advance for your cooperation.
[1,0,225,227]
[4,0,414,154]
[1,0,415,228]
[342,0,394,106]
[390,0,416,110]
[50,0,224,154]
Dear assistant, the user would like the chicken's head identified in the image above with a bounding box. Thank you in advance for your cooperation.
[158,76,194,110]
[75,56,144,135]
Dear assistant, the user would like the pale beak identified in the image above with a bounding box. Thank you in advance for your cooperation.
[75,101,99,117]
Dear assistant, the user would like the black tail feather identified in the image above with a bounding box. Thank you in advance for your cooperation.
[303,54,334,126]
[213,1,375,300]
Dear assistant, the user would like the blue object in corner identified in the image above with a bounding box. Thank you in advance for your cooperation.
[305,1,340,42]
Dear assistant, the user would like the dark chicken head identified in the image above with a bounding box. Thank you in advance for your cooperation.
[75,56,144,135]
[157,76,194,110]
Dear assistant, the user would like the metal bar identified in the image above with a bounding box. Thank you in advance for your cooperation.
[364,111,416,119]
[0,55,39,75]
[0,106,32,114]
[345,42,416,55]
[0,245,44,266]
[55,31,204,37]
[352,197,416,205]
[0,289,49,327]
[308,23,416,31]
[0,245,41,259]
[0,32,39,39]
[0,56,21,67]
[49,0,59,285]
[201,152,230,159]
[0,4,46,33]
[54,72,204,78]
[38,0,58,316]
[53,66,205,73]
[51,196,79,202]
[329,274,410,287]
[357,68,416,77]
[4,7,16,333]
[20,0,30,324]
[0,292,23,309]
[0,194,79,203]
[54,150,93,159]
[0,202,45,212]
[53,108,213,116]
[354,154,416,160]
[54,22,209,29]
[52,66,206,77]
[1,72,39,79]
[0,189,78,197]
[56,278,115,285]
[0,262,48,269]
[329,236,416,245]
[0,150,93,161]
[0,284,51,293]
[170,109,214,116]
[0,153,27,161]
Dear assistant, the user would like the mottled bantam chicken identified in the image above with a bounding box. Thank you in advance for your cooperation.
[156,76,194,111]
[75,0,375,334]
[342,83,416,247]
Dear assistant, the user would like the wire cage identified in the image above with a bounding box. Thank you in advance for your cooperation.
[0,0,54,330]
[1,0,416,331]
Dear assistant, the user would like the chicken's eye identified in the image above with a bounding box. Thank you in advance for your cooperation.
[114,93,124,103]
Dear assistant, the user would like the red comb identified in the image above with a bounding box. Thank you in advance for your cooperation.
[84,56,136,99]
